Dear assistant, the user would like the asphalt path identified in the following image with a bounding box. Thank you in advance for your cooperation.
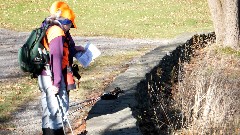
[0,28,169,81]
[0,28,195,134]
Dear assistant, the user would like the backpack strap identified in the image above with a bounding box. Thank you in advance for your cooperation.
[43,25,65,51]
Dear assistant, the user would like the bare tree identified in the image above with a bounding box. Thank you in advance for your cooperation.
[208,0,240,49]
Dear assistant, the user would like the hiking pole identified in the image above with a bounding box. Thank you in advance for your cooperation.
[56,95,74,135]
[56,95,67,135]
[63,111,74,135]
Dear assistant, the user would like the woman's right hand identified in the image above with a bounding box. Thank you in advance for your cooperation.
[50,85,59,95]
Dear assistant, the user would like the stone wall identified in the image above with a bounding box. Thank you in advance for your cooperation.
[136,32,216,134]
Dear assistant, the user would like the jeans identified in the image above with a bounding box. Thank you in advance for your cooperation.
[38,71,69,130]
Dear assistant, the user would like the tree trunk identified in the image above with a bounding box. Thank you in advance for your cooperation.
[207,0,225,45]
[224,0,239,48]
[208,0,240,49]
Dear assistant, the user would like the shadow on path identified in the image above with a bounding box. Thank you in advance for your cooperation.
[85,32,216,135]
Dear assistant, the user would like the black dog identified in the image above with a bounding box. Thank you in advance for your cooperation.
[101,87,124,100]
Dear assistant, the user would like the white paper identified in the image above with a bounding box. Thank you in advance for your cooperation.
[75,42,101,68]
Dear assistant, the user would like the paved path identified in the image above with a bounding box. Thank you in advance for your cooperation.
[0,27,196,135]
[85,34,194,135]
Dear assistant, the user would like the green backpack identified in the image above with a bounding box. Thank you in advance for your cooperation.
[18,24,50,77]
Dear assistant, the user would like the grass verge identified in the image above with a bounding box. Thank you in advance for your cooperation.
[0,45,154,128]
[70,46,154,99]
[0,77,39,128]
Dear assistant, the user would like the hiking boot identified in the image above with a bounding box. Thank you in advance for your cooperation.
[42,128,64,135]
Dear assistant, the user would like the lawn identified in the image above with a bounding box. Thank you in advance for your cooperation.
[0,0,213,38]
[0,0,214,129]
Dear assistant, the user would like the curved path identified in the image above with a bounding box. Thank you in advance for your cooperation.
[0,28,195,135]
[85,34,194,135]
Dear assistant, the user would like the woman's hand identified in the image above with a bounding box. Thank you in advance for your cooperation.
[75,46,85,52]
[50,85,59,95]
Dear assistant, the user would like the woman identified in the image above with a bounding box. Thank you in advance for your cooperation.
[38,1,84,134]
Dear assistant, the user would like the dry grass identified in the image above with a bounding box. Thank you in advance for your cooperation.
[174,45,240,134]
[0,44,154,126]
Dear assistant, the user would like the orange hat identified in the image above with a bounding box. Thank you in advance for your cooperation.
[49,1,77,28]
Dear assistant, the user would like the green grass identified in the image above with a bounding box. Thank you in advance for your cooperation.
[0,0,213,128]
[0,0,213,38]
[217,47,240,57]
